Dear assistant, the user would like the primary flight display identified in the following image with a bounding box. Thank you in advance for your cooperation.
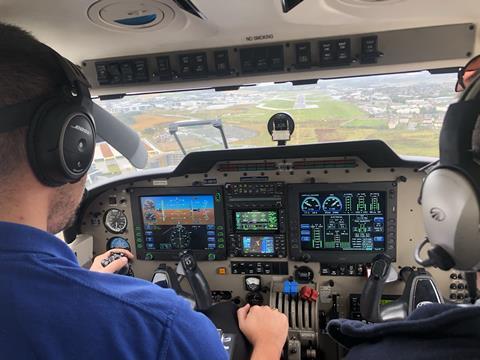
[140,195,217,251]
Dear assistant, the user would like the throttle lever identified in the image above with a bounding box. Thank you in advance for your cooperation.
[177,250,212,311]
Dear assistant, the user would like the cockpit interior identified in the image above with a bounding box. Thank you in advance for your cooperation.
[3,0,480,358]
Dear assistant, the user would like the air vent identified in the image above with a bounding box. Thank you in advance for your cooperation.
[281,0,304,13]
[172,0,206,19]
[88,0,175,32]
[114,14,157,26]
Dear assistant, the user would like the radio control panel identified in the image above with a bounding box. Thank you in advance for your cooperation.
[225,182,288,258]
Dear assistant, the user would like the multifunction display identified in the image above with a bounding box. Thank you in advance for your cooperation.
[288,182,397,263]
[299,191,386,251]
[234,211,279,232]
[242,236,275,255]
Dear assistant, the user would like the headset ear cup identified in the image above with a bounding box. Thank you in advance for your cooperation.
[422,168,480,270]
[27,99,95,187]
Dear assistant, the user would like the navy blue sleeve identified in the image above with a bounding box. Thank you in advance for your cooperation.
[162,297,229,360]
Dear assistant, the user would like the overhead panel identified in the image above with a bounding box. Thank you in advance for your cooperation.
[82,23,475,95]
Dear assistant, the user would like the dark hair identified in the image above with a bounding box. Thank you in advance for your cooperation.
[0,23,62,179]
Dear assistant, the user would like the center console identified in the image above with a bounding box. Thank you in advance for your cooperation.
[225,182,287,258]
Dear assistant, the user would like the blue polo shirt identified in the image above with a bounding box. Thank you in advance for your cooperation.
[0,221,228,360]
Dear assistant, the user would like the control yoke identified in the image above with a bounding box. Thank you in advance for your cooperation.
[176,250,213,311]
[152,251,252,359]
[360,254,443,323]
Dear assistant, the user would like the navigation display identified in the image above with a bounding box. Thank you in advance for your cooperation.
[234,210,279,232]
[299,191,386,252]
[242,236,275,254]
[140,195,218,251]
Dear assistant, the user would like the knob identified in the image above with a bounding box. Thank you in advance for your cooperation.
[301,253,311,263]
[450,273,458,279]
[449,293,457,300]
[450,283,457,290]
[457,283,465,290]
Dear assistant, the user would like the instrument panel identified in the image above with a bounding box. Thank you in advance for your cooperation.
[121,180,397,265]
[78,141,460,359]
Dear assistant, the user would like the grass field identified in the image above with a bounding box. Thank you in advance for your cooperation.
[125,95,440,158]
[131,114,190,131]
[261,99,295,109]
[343,119,388,129]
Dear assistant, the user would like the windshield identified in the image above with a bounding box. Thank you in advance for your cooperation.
[89,71,457,187]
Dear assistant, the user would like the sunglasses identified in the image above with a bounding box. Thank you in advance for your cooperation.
[456,54,480,92]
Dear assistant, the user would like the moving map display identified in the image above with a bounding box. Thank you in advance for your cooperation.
[242,236,275,254]
[234,210,279,232]
[299,191,386,252]
[140,195,218,251]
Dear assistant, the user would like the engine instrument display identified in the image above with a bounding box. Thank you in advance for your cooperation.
[289,182,397,263]
[131,187,226,261]
[234,211,279,232]
[299,191,386,251]
[242,236,275,255]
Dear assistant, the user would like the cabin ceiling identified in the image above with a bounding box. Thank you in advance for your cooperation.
[1,0,480,65]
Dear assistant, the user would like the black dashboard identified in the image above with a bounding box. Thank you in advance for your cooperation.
[75,140,466,359]
[76,140,413,266]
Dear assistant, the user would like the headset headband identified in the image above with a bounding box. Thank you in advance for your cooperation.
[438,99,480,198]
[0,42,148,169]
[0,45,92,133]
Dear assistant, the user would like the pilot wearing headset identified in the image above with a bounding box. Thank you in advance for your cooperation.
[327,59,480,359]
[0,23,288,359]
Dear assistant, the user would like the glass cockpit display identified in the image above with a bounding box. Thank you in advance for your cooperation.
[234,211,279,232]
[140,195,217,251]
[299,191,386,251]
[242,236,275,255]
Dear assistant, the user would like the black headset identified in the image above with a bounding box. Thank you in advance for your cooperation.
[416,75,480,271]
[0,46,96,187]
